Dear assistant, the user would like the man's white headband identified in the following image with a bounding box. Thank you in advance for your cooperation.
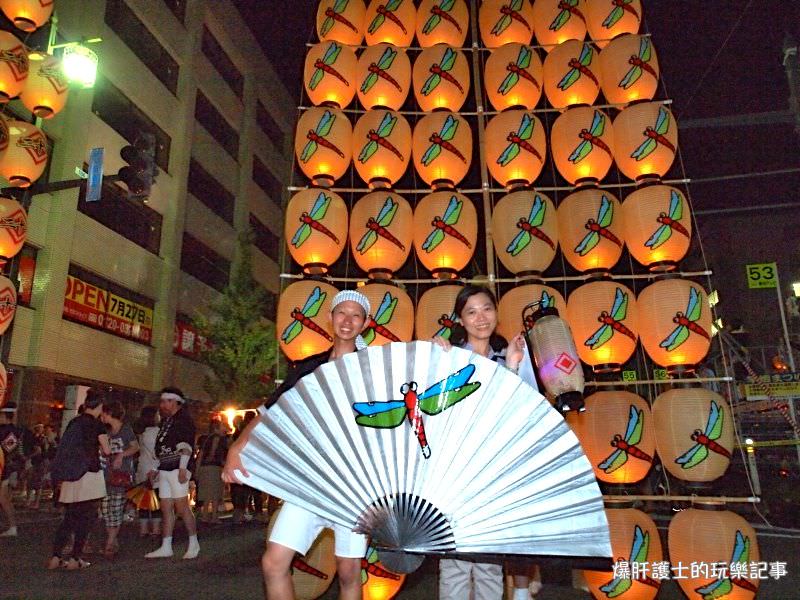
[161,392,185,404]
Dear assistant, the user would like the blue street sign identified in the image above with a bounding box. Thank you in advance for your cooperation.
[86,147,104,203]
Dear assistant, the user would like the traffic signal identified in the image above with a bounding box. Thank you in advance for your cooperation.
[117,133,157,199]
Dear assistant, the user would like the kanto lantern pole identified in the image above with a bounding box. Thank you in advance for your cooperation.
[772,265,800,466]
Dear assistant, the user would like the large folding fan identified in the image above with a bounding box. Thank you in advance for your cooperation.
[238,341,611,560]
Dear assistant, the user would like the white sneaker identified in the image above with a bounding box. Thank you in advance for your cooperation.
[183,544,200,559]
[0,526,17,537]
[145,546,173,558]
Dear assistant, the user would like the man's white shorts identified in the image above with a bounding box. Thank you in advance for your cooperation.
[157,469,190,499]
[269,502,368,558]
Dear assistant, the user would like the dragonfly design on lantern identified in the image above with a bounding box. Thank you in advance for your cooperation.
[585,288,636,350]
[361,546,401,585]
[368,0,407,35]
[320,0,360,37]
[291,192,339,248]
[436,312,458,339]
[361,46,402,94]
[694,531,758,598]
[568,111,612,164]
[523,291,556,332]
[507,194,554,255]
[603,0,640,29]
[357,196,405,254]
[598,405,653,474]
[557,43,598,91]
[300,110,345,163]
[619,37,656,89]
[498,113,542,166]
[600,525,659,597]
[291,556,328,580]
[574,195,621,256]
[498,45,540,96]
[423,0,462,35]
[659,286,710,351]
[490,0,532,36]
[645,190,689,250]
[420,114,466,165]
[362,292,401,345]
[309,42,349,91]
[421,195,471,252]
[421,47,464,96]
[281,286,333,344]
[550,0,585,31]
[358,112,404,163]
[675,400,731,469]
[353,363,481,458]
[630,106,674,162]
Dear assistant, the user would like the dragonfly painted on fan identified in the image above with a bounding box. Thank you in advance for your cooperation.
[291,192,339,248]
[421,47,464,96]
[557,43,597,91]
[490,0,531,36]
[309,42,349,91]
[619,37,656,90]
[356,196,405,253]
[630,106,674,162]
[585,288,635,351]
[352,363,481,458]
[421,195,471,252]
[506,194,554,256]
[435,312,458,339]
[498,45,540,96]
[659,287,709,351]
[300,110,346,162]
[598,405,653,474]
[603,0,639,29]
[675,400,731,469]
[422,0,463,35]
[420,114,466,165]
[320,0,360,37]
[361,546,401,584]
[645,190,689,250]
[358,112,404,163]
[368,0,407,35]
[291,556,329,580]
[599,525,659,597]
[523,291,556,332]
[694,531,758,598]
[362,292,401,345]
[281,286,333,344]
[361,46,402,94]
[574,195,620,256]
[498,112,542,166]
[549,0,585,31]
[568,111,612,164]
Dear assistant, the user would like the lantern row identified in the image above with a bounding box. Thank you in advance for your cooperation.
[0,0,54,33]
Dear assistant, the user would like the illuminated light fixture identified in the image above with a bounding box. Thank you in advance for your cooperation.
[62,43,99,89]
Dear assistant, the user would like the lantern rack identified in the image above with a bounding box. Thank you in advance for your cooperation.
[586,376,733,387]
[603,495,760,504]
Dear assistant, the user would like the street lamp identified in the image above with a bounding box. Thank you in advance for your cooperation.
[61,43,99,89]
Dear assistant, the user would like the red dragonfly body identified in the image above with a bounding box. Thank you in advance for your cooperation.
[439,314,456,330]
[361,558,401,580]
[377,5,407,33]
[598,312,636,341]
[402,385,430,457]
[613,0,640,19]
[292,557,328,579]
[628,55,657,79]
[673,314,710,339]
[432,5,462,32]
[611,434,653,462]
[642,127,675,153]
[558,0,585,21]
[578,129,612,156]
[324,7,359,33]
[585,219,621,246]
[290,309,333,342]
[517,218,554,250]
[307,131,345,158]
[657,214,689,238]
[691,430,731,458]
[501,5,531,30]
[429,65,464,93]
[300,212,339,243]
[506,133,542,162]
[368,63,402,91]
[366,217,405,250]
[731,577,758,593]
[507,63,540,89]
[367,130,404,160]
[432,217,471,248]
[313,60,349,87]
[429,134,467,163]
[567,59,599,85]
[366,317,400,342]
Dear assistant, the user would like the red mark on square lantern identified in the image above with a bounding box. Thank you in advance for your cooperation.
[555,352,577,374]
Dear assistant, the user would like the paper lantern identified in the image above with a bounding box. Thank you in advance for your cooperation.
[317,0,367,46]
[19,53,68,119]
[413,191,477,278]
[0,120,48,188]
[359,283,414,346]
[0,274,17,335]
[362,546,406,599]
[484,43,543,111]
[304,41,357,108]
[415,0,469,48]
[582,508,662,599]
[411,111,472,187]
[613,102,677,181]
[479,0,534,49]
[652,387,734,483]
[485,110,546,188]
[491,190,558,275]
[0,195,26,263]
[585,0,642,49]
[669,507,760,600]
[567,282,637,370]
[0,0,53,32]
[277,280,338,361]
[353,109,411,186]
[413,44,470,112]
[551,107,614,185]
[497,284,565,342]
[349,190,413,278]
[356,44,411,110]
[543,39,600,108]
[365,0,416,47]
[599,34,659,104]
[414,283,462,340]
[295,107,353,186]
[0,31,28,102]
[532,0,588,50]
[622,185,691,270]
[557,188,623,272]
[637,278,711,370]
[285,189,349,274]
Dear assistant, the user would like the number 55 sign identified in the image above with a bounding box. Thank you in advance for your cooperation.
[746,262,777,289]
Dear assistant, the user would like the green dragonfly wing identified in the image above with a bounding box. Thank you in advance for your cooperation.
[602,449,628,473]
[324,43,341,65]
[518,113,534,140]
[304,291,327,318]
[386,0,402,10]
[361,72,377,93]
[356,405,407,428]
[628,407,643,446]
[665,326,690,351]
[358,140,378,163]
[421,142,442,166]
[518,46,531,69]
[441,0,455,9]
[419,382,481,415]
[361,328,376,345]
[640,37,651,62]
[309,194,331,220]
[377,199,398,226]
[631,138,656,161]
[497,142,520,167]
[631,528,649,563]
[440,48,456,71]
[377,47,397,69]
[300,140,317,162]
[678,443,708,469]
[443,197,463,225]
[686,287,702,321]
[317,111,335,136]
[707,401,724,440]
[588,325,613,350]
[421,73,441,95]
[655,106,670,135]
[422,229,445,252]
[334,0,349,11]
[510,0,523,10]
[309,69,323,90]
[597,195,613,227]
[356,230,377,254]
[669,191,683,220]
[293,224,311,247]
[377,114,397,137]
[367,13,385,33]
[440,114,459,140]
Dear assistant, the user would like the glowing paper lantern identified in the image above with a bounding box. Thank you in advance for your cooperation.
[557,188,623,272]
[479,0,534,49]
[599,34,659,104]
[285,189,349,274]
[277,280,338,361]
[0,196,26,263]
[484,43,543,111]
[0,120,48,188]
[360,283,414,345]
[585,0,642,49]
[622,185,691,271]
[415,0,469,48]
[0,31,28,102]
[485,110,546,188]
[362,546,406,599]
[492,190,558,276]
[0,0,53,32]
[316,0,367,46]
[613,102,677,182]
[652,387,734,483]
[543,40,600,108]
[304,41,357,108]
[637,278,711,370]
[413,43,470,112]
[0,274,17,335]
[356,44,411,110]
[413,191,476,279]
[411,111,472,187]
[365,0,416,47]
[349,190,413,278]
[415,283,462,340]
[19,53,68,119]
[532,0,588,50]
[551,107,614,185]
[352,109,411,186]
[497,284,565,343]
[294,107,353,186]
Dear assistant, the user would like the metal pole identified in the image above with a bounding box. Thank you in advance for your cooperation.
[774,266,800,465]
[745,446,762,497]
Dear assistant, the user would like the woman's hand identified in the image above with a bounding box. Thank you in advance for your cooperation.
[431,335,453,351]
[506,333,526,371]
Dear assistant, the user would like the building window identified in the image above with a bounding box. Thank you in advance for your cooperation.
[17,244,37,307]
[92,76,172,172]
[256,101,285,150]
[202,26,244,99]
[252,155,284,211]
[162,0,186,22]
[249,213,279,262]
[180,232,230,292]
[105,0,180,95]
[187,159,235,224]
[195,91,239,160]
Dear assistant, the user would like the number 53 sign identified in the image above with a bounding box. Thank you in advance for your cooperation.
[746,262,777,289]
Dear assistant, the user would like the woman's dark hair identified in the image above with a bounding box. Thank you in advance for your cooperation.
[133,405,159,434]
[449,285,507,352]
[102,400,125,421]
[83,389,104,410]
